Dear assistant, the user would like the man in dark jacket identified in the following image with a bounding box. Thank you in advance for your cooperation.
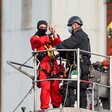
[50,16,91,109]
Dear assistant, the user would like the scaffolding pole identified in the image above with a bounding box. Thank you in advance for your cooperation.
[110,56,112,110]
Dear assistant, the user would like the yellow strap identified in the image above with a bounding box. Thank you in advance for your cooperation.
[36,35,39,38]
[44,45,55,58]
[35,35,55,58]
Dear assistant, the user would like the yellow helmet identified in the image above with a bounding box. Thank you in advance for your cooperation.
[107,22,112,37]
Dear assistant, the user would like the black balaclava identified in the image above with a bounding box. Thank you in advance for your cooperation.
[35,20,48,36]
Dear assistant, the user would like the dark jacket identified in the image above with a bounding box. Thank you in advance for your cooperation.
[55,28,91,64]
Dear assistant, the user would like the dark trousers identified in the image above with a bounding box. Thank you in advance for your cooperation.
[62,64,89,108]
[63,75,88,108]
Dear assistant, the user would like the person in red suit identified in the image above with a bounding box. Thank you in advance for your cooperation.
[30,20,63,110]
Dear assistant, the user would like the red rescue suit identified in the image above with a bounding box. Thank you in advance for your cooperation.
[30,35,62,109]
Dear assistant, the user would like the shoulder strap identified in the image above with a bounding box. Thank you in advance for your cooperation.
[36,35,39,38]
[38,67,50,78]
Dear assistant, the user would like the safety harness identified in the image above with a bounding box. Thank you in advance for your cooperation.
[39,59,58,78]
[36,35,55,58]
[36,35,57,78]
[43,44,55,58]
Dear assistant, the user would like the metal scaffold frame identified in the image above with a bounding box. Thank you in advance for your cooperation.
[7,48,112,112]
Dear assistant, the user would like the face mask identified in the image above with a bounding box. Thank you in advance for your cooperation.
[38,28,47,36]
[68,26,73,33]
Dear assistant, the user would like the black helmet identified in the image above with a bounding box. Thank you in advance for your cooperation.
[67,16,83,26]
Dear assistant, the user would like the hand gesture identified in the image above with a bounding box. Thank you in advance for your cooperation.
[49,22,55,34]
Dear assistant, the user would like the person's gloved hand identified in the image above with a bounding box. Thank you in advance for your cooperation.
[49,47,56,51]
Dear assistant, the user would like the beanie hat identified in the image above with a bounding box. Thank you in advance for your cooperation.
[37,20,48,29]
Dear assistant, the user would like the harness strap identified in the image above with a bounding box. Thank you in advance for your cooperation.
[49,59,55,76]
[38,60,58,78]
[35,35,55,58]
[44,44,55,58]
[38,67,50,78]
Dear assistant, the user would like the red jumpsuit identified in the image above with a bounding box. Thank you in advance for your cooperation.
[30,35,63,109]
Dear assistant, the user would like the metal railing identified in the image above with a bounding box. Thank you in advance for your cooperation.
[7,48,112,112]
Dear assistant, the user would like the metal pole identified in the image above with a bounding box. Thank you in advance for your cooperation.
[7,61,34,79]
[13,86,33,112]
[33,50,38,111]
[77,48,80,108]
[33,49,109,58]
[110,56,112,110]
[92,83,95,111]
